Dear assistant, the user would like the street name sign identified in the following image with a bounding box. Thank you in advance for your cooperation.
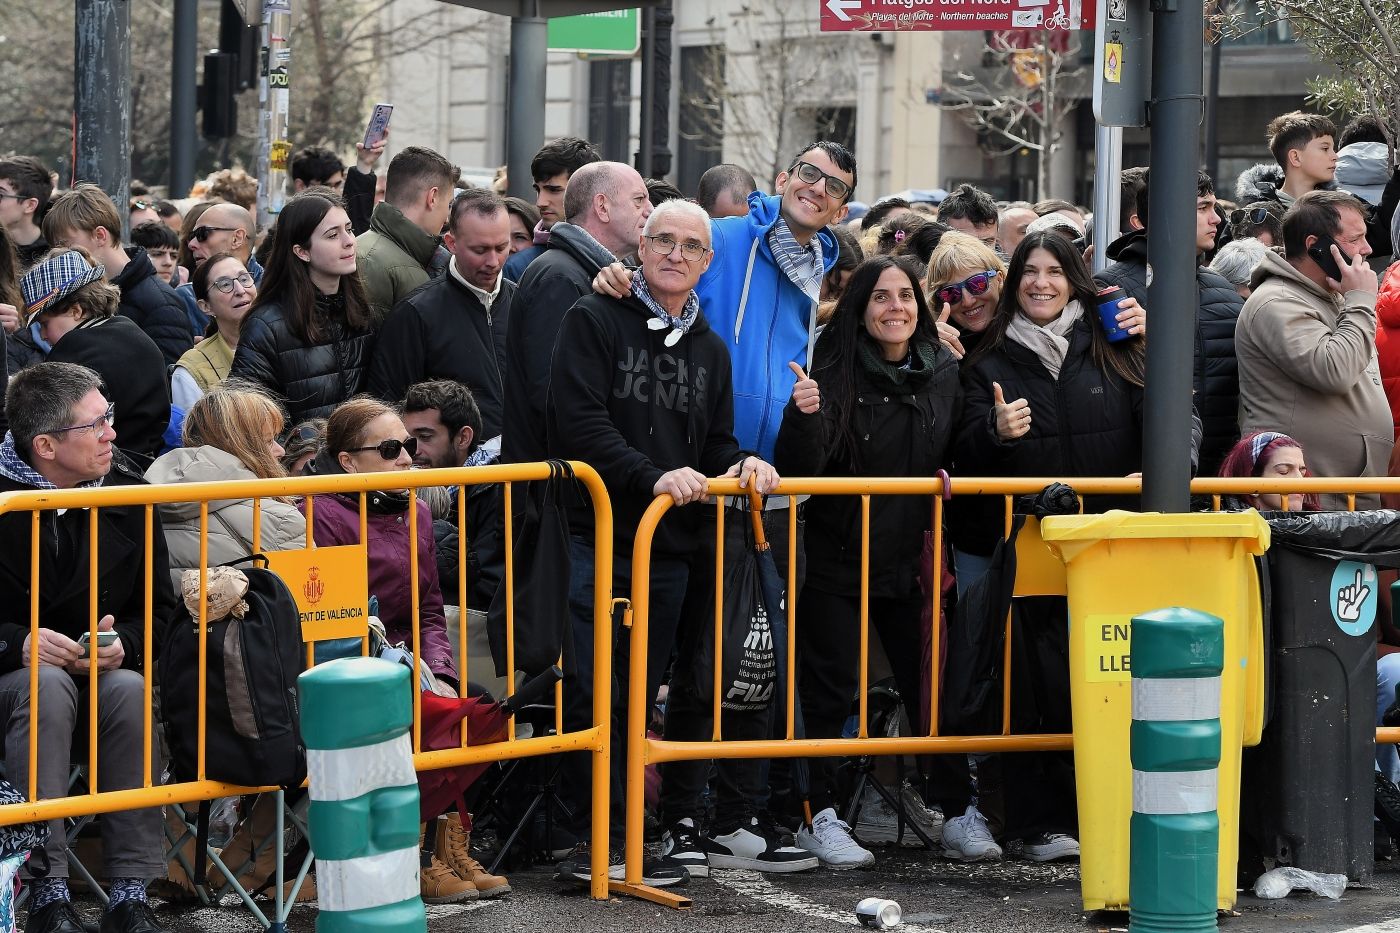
[820,0,1094,31]
[548,8,642,54]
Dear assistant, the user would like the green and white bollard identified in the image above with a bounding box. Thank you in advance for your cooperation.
[1129,608,1223,933]
[300,657,427,933]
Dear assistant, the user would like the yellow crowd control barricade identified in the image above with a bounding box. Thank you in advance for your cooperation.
[1040,511,1270,912]
[0,462,616,910]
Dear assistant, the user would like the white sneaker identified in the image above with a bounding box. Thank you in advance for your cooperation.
[704,819,818,873]
[852,784,942,847]
[1021,832,1080,862]
[796,807,875,869]
[940,804,1003,862]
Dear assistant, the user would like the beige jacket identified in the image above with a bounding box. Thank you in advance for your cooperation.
[1236,249,1393,507]
[145,446,307,591]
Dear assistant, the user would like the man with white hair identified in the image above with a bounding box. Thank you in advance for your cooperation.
[546,198,779,887]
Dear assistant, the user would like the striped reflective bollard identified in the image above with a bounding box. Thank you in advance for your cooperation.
[300,657,427,933]
[1129,608,1223,933]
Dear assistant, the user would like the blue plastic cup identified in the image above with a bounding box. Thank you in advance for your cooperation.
[1096,285,1132,342]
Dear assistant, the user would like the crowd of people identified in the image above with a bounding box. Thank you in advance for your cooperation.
[3,106,1400,933]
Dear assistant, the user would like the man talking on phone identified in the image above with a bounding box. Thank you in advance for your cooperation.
[1235,189,1392,508]
[0,362,179,933]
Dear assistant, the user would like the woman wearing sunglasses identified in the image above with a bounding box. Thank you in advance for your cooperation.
[170,253,258,411]
[773,255,963,867]
[229,192,376,424]
[924,231,1007,361]
[303,396,457,693]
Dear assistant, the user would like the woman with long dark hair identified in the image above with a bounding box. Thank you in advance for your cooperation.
[774,255,962,869]
[950,230,1149,865]
[229,191,375,423]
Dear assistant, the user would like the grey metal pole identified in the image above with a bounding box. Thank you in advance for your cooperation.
[650,0,673,179]
[1142,0,1204,512]
[507,8,548,201]
[636,5,655,179]
[1205,36,1222,185]
[1092,124,1122,274]
[171,0,198,199]
[75,0,131,233]
[256,0,291,230]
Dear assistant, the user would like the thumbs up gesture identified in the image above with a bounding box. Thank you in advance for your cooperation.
[788,361,821,414]
[992,381,1032,441]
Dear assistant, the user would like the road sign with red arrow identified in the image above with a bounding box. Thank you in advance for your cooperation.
[819,0,1094,32]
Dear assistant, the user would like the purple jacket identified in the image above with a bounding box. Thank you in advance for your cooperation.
[302,493,457,685]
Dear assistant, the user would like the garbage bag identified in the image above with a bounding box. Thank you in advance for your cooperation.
[1263,510,1400,568]
[1252,866,1347,900]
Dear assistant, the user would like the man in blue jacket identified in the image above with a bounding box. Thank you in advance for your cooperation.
[595,139,859,872]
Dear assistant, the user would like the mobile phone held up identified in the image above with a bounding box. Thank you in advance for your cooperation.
[362,103,393,150]
[78,630,120,657]
[1307,235,1352,281]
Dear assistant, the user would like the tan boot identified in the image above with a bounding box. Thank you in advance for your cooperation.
[420,822,478,904]
[436,812,511,898]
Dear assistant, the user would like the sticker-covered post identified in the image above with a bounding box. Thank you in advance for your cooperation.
[301,657,427,933]
[1128,607,1223,933]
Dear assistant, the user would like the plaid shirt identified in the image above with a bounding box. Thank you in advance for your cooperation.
[767,215,824,303]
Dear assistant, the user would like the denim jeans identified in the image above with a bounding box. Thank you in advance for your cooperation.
[1379,653,1400,783]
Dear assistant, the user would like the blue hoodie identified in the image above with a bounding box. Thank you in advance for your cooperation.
[695,192,837,460]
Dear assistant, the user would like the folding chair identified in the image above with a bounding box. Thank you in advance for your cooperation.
[839,680,941,851]
[7,764,105,910]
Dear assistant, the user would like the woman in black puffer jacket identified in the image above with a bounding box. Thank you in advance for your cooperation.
[774,255,962,861]
[230,191,375,423]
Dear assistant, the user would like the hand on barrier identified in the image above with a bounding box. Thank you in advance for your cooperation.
[593,261,633,298]
[23,627,83,668]
[1336,568,1371,622]
[936,305,966,360]
[992,381,1032,441]
[655,466,710,505]
[725,456,780,494]
[787,361,821,414]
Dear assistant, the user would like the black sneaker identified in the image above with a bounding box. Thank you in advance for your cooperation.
[661,818,710,877]
[704,817,819,873]
[553,842,689,888]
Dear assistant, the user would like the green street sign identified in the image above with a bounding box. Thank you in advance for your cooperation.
[547,9,641,55]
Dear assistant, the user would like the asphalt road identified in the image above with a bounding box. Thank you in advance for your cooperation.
[65,849,1400,933]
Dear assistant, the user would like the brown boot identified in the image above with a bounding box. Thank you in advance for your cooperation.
[436,813,511,898]
[420,822,478,903]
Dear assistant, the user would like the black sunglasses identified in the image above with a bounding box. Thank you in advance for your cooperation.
[1229,207,1277,227]
[348,437,417,460]
[191,225,239,243]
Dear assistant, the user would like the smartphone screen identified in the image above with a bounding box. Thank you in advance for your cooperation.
[78,631,119,657]
[1307,235,1352,280]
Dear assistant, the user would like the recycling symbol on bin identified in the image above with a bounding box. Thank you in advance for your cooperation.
[1330,560,1376,637]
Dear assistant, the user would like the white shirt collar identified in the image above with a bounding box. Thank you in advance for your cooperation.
[449,256,501,308]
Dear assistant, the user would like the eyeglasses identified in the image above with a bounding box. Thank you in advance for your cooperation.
[191,225,239,243]
[935,270,999,306]
[790,160,852,201]
[279,424,322,447]
[642,234,710,263]
[348,437,417,460]
[130,199,155,211]
[46,403,115,439]
[1229,207,1278,227]
[210,271,255,293]
[0,191,30,202]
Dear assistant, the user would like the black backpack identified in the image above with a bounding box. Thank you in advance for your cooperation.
[160,559,307,789]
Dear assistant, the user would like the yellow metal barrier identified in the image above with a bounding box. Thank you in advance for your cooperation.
[0,462,616,903]
[620,475,1400,905]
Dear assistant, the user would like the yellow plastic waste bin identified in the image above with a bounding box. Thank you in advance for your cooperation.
[1039,510,1269,912]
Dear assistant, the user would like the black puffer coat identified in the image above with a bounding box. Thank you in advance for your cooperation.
[229,292,376,424]
[1094,228,1242,474]
[113,247,194,365]
[773,337,962,599]
[951,316,1143,558]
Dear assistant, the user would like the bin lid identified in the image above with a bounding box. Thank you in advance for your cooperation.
[1039,510,1270,563]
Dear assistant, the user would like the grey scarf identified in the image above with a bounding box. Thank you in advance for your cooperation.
[1005,300,1085,379]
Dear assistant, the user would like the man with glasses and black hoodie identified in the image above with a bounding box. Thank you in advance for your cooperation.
[593,140,859,872]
